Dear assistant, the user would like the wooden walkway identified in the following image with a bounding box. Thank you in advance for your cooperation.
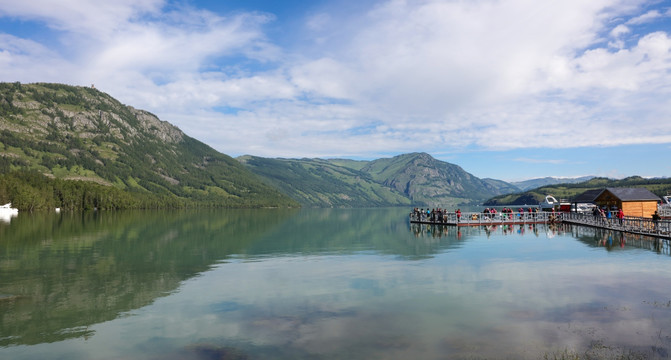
[410,211,671,240]
[561,212,671,240]
[410,211,558,227]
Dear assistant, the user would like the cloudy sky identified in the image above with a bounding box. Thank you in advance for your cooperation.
[1,0,670,181]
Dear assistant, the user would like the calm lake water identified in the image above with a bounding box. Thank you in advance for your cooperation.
[1,207,671,359]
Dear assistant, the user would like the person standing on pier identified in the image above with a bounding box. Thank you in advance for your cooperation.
[652,211,661,230]
[617,208,624,226]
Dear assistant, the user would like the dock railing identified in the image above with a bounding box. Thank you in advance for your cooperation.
[561,212,671,238]
[410,211,558,226]
[409,211,671,239]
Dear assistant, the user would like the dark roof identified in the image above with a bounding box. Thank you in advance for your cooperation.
[572,189,603,203]
[601,187,661,202]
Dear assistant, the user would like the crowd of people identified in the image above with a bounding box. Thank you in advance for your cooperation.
[591,206,625,225]
[411,206,543,223]
[411,208,450,223]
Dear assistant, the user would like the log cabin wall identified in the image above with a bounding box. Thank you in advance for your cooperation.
[621,201,658,218]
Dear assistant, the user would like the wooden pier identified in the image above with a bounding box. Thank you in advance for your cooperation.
[561,212,671,240]
[410,211,671,240]
[410,211,558,227]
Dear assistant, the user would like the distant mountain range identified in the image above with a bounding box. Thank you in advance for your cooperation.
[485,176,671,206]
[238,152,519,207]
[2,82,668,210]
[511,176,596,191]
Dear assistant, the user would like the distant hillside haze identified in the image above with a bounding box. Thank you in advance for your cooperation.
[511,176,596,191]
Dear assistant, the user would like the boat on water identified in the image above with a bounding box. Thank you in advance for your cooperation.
[0,203,19,223]
[659,195,671,219]
[539,195,570,212]
[571,203,597,213]
[0,203,18,212]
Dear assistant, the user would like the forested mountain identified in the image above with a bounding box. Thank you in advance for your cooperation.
[236,156,412,207]
[511,176,595,191]
[1,81,565,211]
[0,82,298,210]
[484,176,671,206]
[239,153,520,207]
[360,153,519,206]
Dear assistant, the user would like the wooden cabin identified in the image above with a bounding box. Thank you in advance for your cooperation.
[593,187,660,218]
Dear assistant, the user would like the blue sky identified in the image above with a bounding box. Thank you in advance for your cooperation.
[1,0,670,181]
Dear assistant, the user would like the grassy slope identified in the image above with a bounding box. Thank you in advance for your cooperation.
[484,176,671,205]
[237,156,411,207]
[0,82,298,209]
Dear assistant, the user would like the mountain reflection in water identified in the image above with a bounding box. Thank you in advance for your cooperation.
[1,208,670,359]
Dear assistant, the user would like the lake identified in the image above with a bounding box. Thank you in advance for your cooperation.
[1,207,670,359]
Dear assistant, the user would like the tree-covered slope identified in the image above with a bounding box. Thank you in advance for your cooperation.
[0,82,297,210]
[239,152,519,208]
[511,176,595,191]
[484,176,671,206]
[359,153,518,206]
[237,156,411,207]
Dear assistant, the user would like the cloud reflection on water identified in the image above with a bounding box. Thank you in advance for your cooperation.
[117,240,671,359]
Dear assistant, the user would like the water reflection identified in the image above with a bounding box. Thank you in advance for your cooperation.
[0,208,298,346]
[0,207,443,347]
[567,224,671,255]
[1,208,671,360]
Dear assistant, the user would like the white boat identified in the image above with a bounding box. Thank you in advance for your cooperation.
[0,203,19,223]
[539,195,559,211]
[539,195,571,212]
[659,195,671,219]
[571,203,596,213]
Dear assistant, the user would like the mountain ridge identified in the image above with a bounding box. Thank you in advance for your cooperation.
[9,82,656,210]
[511,176,596,191]
[238,152,520,207]
[0,82,298,210]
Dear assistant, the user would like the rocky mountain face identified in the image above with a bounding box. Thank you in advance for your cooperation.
[361,153,519,206]
[0,82,297,208]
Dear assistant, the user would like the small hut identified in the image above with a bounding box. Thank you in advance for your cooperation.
[593,188,660,218]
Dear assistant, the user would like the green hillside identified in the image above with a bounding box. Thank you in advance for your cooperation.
[239,153,520,208]
[237,156,411,207]
[0,82,298,210]
[511,176,595,191]
[484,176,671,206]
[360,153,520,206]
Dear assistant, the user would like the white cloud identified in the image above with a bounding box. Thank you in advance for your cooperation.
[0,34,74,81]
[610,24,631,38]
[0,0,163,37]
[626,9,663,25]
[289,58,356,99]
[1,0,670,162]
